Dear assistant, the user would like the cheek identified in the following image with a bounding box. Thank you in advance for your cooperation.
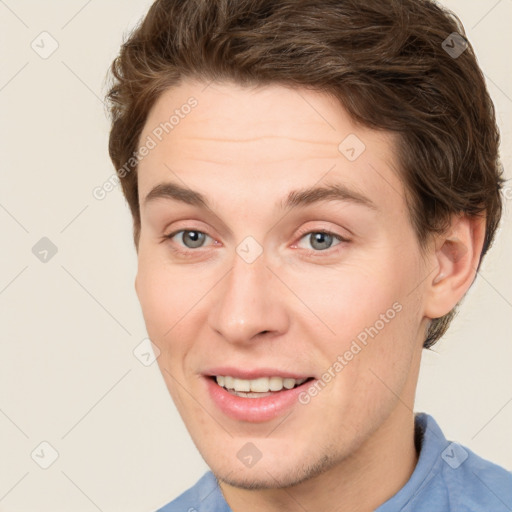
[312,298,420,437]
[136,251,186,342]
[136,250,214,380]
[287,258,410,341]
[292,250,422,384]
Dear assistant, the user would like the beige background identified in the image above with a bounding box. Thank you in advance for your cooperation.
[0,0,511,510]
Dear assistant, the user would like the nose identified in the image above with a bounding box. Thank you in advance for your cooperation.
[207,248,290,346]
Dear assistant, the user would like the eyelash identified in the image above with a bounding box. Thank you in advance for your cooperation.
[162,227,349,258]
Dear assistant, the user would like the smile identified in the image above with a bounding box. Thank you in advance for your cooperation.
[205,373,316,422]
[215,375,309,396]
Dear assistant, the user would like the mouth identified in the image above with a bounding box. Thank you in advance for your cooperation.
[204,372,316,422]
[211,375,313,398]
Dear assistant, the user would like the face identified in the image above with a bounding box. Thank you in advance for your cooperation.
[135,80,430,489]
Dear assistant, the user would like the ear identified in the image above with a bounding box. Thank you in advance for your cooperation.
[424,213,486,319]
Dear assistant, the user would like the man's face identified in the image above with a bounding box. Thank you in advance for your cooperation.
[135,80,431,488]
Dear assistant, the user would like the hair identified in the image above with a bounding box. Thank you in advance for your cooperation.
[105,0,504,348]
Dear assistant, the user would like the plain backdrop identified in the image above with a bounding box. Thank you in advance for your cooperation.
[0,0,511,511]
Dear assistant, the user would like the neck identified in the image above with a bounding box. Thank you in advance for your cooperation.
[220,405,418,512]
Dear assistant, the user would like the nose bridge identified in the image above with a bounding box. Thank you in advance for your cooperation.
[207,243,288,343]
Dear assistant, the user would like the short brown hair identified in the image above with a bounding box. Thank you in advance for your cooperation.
[105,0,504,348]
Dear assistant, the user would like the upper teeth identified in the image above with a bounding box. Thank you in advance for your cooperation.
[215,376,307,392]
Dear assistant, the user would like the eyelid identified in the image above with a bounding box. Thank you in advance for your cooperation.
[293,224,350,243]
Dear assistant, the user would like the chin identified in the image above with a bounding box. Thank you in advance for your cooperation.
[210,451,340,490]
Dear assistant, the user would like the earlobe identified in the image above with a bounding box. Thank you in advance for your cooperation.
[424,214,486,319]
[432,272,445,285]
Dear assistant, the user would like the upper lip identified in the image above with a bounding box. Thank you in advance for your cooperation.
[203,367,314,380]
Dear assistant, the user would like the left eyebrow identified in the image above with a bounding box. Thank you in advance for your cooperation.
[143,180,376,211]
[280,182,377,211]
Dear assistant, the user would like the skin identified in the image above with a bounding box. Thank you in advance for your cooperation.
[134,79,484,512]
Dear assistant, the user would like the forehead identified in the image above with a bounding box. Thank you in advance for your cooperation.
[137,80,406,218]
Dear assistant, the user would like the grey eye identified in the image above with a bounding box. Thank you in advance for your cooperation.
[306,232,338,251]
[179,230,207,249]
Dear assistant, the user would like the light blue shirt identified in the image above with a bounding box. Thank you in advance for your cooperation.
[157,413,512,511]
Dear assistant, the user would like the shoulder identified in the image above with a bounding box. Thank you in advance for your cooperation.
[414,413,512,512]
[437,441,512,511]
[155,471,231,512]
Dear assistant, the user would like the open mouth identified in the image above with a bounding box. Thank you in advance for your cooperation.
[210,375,314,398]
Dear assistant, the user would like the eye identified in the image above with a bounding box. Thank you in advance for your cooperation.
[163,227,349,256]
[295,230,348,252]
[165,229,213,250]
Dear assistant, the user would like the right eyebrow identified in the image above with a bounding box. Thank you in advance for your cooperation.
[143,182,209,209]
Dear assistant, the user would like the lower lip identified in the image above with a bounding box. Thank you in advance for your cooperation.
[205,377,314,423]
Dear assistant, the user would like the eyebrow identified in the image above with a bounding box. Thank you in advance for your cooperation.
[143,181,377,211]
